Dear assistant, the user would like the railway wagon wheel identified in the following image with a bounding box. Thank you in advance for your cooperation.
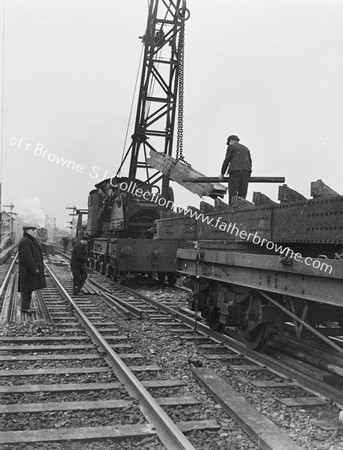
[167,272,177,286]
[99,261,106,275]
[204,306,225,333]
[157,272,166,283]
[241,324,270,351]
[157,272,177,286]
[238,294,272,351]
[105,263,113,278]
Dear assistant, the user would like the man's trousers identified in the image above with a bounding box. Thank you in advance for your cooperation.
[71,266,87,294]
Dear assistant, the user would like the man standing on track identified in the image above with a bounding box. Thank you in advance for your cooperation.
[61,236,70,253]
[70,235,89,295]
[18,225,47,314]
[219,135,252,204]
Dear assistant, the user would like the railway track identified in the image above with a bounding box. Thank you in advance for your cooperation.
[0,244,17,267]
[86,270,343,397]
[125,281,343,401]
[2,254,343,448]
[0,251,16,287]
[81,267,343,448]
[0,261,217,449]
[0,254,18,325]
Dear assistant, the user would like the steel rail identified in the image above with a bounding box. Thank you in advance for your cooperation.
[54,249,189,294]
[49,252,343,405]
[44,262,196,450]
[0,273,15,326]
[0,244,17,265]
[0,252,17,300]
[53,250,141,318]
[97,290,133,319]
[115,282,343,407]
[88,278,143,318]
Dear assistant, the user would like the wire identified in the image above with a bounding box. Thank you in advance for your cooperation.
[0,0,5,219]
[118,43,144,176]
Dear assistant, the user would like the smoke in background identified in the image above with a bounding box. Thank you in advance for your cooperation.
[15,196,46,228]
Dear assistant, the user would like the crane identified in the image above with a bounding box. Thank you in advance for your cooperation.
[86,1,193,283]
[116,0,190,200]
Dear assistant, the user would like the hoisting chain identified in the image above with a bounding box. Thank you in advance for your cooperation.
[176,18,185,162]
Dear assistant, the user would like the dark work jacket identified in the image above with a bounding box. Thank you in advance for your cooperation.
[221,142,252,175]
[18,232,47,292]
[70,242,88,270]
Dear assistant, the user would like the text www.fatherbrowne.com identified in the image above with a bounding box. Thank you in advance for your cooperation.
[118,179,333,275]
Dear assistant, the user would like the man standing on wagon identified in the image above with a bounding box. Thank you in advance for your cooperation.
[219,135,252,204]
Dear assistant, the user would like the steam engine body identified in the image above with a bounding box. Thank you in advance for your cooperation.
[155,190,343,348]
[36,228,55,256]
[36,228,48,243]
[86,177,189,284]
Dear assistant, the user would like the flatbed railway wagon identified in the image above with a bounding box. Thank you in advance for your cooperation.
[156,181,343,350]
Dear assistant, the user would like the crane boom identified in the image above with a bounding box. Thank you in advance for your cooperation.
[118,0,190,199]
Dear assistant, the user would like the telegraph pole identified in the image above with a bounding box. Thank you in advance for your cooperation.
[66,205,87,238]
[66,206,76,235]
[3,203,17,242]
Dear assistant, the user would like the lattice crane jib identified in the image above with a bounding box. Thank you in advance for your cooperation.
[123,0,190,199]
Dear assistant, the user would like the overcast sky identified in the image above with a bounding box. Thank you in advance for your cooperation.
[1,0,343,228]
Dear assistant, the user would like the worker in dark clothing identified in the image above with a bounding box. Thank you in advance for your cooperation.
[61,236,69,253]
[18,225,47,314]
[71,236,78,248]
[219,135,252,204]
[70,235,89,295]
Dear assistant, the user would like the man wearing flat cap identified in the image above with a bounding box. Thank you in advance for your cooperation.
[70,235,89,295]
[219,135,252,204]
[18,225,47,314]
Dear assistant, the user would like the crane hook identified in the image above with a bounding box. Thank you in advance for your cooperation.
[177,1,191,21]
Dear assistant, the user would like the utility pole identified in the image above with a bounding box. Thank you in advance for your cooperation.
[66,206,87,238]
[3,203,17,242]
[66,206,76,235]
[53,217,57,241]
